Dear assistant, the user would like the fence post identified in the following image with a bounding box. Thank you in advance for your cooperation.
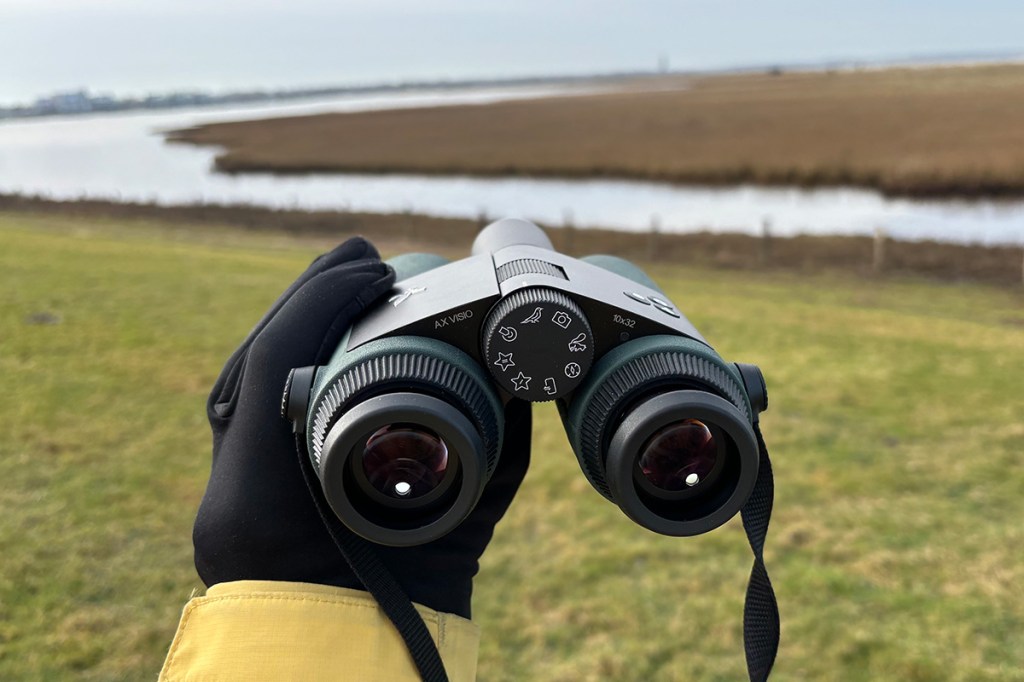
[873,227,886,274]
[648,214,661,262]
[562,208,575,254]
[759,217,772,266]
[402,205,415,242]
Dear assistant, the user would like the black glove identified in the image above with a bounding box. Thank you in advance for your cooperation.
[193,237,531,619]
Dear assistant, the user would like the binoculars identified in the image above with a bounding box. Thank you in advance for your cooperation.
[283,218,767,546]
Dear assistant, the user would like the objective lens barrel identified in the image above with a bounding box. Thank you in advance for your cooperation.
[471,217,555,257]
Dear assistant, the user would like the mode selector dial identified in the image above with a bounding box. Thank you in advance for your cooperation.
[482,287,594,402]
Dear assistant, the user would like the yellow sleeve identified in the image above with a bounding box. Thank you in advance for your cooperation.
[159,581,479,681]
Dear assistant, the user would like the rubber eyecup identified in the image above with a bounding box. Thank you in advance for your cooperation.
[320,392,486,547]
[606,390,759,536]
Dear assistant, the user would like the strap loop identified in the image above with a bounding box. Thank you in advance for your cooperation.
[741,424,780,681]
[295,435,450,682]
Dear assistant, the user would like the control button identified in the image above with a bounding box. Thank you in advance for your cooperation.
[281,365,316,433]
[648,295,671,307]
[482,287,594,402]
[624,291,651,305]
[653,303,680,318]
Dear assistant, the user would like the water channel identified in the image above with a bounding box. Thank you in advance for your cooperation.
[1,84,1021,246]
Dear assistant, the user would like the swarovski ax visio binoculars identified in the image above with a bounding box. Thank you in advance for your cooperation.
[283,218,767,546]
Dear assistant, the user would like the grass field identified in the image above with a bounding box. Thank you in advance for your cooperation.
[170,64,1024,199]
[1,211,1023,681]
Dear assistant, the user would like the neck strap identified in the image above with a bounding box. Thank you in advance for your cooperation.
[297,425,779,682]
[742,423,780,681]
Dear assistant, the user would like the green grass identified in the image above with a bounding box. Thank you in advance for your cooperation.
[1,212,1022,681]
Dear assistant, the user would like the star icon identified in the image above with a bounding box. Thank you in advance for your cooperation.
[510,371,532,392]
[493,352,515,372]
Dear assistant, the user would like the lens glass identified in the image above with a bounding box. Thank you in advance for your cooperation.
[638,419,718,492]
[362,423,449,499]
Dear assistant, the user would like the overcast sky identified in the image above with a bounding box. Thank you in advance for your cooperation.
[1,0,1022,105]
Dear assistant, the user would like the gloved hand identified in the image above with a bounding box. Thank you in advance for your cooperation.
[193,237,531,619]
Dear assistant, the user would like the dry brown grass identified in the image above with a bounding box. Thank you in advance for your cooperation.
[169,64,1024,198]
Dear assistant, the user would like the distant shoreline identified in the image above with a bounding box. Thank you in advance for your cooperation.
[168,64,1024,201]
[4,193,1021,287]
[4,51,1021,122]
[0,73,638,122]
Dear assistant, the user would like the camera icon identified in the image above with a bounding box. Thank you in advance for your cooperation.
[551,311,572,329]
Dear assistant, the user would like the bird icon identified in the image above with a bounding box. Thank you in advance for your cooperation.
[387,286,426,307]
[521,307,543,324]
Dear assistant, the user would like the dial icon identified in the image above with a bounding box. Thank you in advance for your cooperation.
[551,311,572,329]
[521,307,543,324]
[568,333,587,352]
[493,352,515,372]
[511,372,532,392]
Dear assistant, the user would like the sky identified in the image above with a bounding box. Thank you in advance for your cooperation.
[1,0,1023,105]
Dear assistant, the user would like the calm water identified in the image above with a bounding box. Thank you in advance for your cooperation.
[1,86,1022,246]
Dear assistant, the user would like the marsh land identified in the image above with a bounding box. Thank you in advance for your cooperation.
[171,64,1024,199]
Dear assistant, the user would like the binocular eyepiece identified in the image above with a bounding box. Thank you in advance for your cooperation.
[283,219,767,546]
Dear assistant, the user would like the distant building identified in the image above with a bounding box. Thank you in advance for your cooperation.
[34,90,93,114]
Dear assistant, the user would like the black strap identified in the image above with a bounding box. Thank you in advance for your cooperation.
[741,424,780,681]
[295,427,776,682]
[295,435,450,682]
